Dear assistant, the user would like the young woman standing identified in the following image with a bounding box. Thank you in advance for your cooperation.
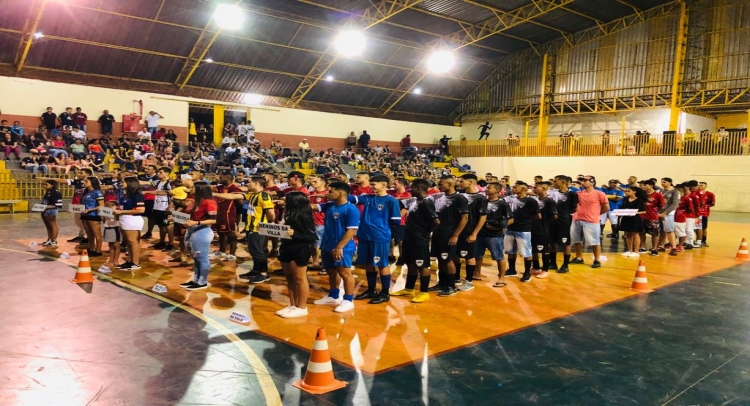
[277,191,317,318]
[40,180,63,246]
[115,177,146,270]
[180,182,218,290]
[619,187,647,258]
[80,177,105,256]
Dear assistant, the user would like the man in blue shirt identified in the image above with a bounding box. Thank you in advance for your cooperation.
[601,179,624,239]
[312,182,360,313]
[349,175,401,304]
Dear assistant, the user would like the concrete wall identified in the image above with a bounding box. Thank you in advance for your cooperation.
[465,156,749,212]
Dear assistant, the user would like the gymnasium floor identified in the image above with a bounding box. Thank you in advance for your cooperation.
[2,212,750,405]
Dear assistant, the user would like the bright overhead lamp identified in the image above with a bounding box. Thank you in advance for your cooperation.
[242,93,263,105]
[413,88,422,95]
[426,50,455,74]
[333,30,366,57]
[214,4,245,30]
[325,75,334,82]
[33,32,44,39]
[205,58,214,63]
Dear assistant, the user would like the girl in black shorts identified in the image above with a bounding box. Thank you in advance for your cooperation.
[619,187,647,258]
[80,177,105,256]
[277,191,317,319]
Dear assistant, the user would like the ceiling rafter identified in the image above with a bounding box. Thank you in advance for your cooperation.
[453,1,681,120]
[283,0,425,109]
[378,0,575,117]
[13,0,47,72]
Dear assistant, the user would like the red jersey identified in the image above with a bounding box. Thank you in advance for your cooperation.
[190,198,218,221]
[689,191,704,217]
[215,184,243,214]
[426,188,440,196]
[699,190,716,217]
[389,190,411,225]
[350,184,373,196]
[639,191,664,221]
[676,194,695,221]
[309,189,328,226]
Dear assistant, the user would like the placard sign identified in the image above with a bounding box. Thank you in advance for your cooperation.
[31,204,48,212]
[172,211,191,224]
[229,311,251,324]
[152,284,168,294]
[99,207,115,218]
[613,209,638,217]
[258,222,291,239]
[69,204,85,213]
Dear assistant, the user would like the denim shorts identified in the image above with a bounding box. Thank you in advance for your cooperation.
[660,212,675,233]
[42,209,58,217]
[571,220,600,246]
[315,225,325,248]
[475,236,504,260]
[504,231,532,258]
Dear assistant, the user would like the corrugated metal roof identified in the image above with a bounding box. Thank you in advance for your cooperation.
[534,8,598,32]
[480,0,532,12]
[328,58,408,89]
[393,95,461,116]
[0,0,33,31]
[305,82,390,108]
[208,36,320,76]
[417,0,495,25]
[417,74,481,99]
[387,9,461,37]
[188,64,302,97]
[0,32,20,64]
[27,40,184,83]
[155,0,211,28]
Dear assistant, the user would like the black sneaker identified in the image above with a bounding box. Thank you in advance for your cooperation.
[638,248,647,253]
[505,270,519,278]
[702,242,709,247]
[650,249,658,257]
[237,271,258,281]
[67,236,84,243]
[151,242,166,250]
[591,261,601,269]
[89,251,103,257]
[570,258,584,264]
[179,281,195,288]
[548,264,558,271]
[162,244,175,251]
[520,272,531,283]
[369,292,390,304]
[79,238,89,244]
[185,282,207,291]
[684,244,693,250]
[130,263,142,270]
[250,273,270,284]
[427,284,443,292]
[354,291,377,301]
[116,261,133,269]
[438,287,457,297]
[395,257,405,266]
[141,233,153,240]
[557,265,569,274]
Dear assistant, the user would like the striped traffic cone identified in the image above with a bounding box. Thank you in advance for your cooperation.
[293,328,347,394]
[630,260,653,293]
[71,249,95,284]
[736,238,749,260]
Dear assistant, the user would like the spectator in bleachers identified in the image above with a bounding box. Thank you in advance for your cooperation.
[98,110,116,135]
[21,151,47,175]
[41,107,57,131]
[70,138,87,160]
[10,121,23,138]
[58,107,74,128]
[1,130,21,161]
[72,108,88,132]
[145,111,163,135]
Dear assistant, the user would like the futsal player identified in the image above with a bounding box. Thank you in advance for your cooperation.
[456,174,487,291]
[429,176,468,297]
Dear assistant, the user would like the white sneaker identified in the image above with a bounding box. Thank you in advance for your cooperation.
[627,252,640,258]
[621,251,632,256]
[209,251,225,259]
[280,307,308,318]
[314,295,343,306]
[41,239,52,246]
[692,242,702,248]
[334,300,354,313]
[275,305,295,316]
[223,254,237,261]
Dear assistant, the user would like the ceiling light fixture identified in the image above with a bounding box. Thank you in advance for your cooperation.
[427,50,455,74]
[213,4,245,30]
[242,93,263,105]
[33,32,44,39]
[205,58,214,63]
[325,75,334,82]
[333,30,366,57]
[413,88,422,95]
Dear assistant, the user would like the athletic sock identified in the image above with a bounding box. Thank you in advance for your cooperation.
[446,273,456,288]
[366,272,377,293]
[438,270,446,287]
[549,251,558,268]
[524,259,532,275]
[420,275,431,292]
[380,274,391,293]
[466,264,475,281]
[329,288,340,299]
[532,257,540,269]
[542,253,550,271]
[563,254,571,267]
[454,259,462,280]
[343,294,354,301]
[405,274,418,290]
[508,255,517,272]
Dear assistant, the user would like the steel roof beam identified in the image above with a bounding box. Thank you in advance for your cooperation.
[14,0,47,72]
[284,0,425,108]
[378,0,574,117]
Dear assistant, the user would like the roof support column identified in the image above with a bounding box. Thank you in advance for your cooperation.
[538,53,555,139]
[669,0,688,132]
[14,0,47,72]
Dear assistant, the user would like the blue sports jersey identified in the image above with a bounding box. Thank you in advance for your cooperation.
[319,201,360,252]
[349,194,401,242]
[81,190,104,216]
[602,187,625,210]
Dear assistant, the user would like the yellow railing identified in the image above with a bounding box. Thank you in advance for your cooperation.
[449,132,749,158]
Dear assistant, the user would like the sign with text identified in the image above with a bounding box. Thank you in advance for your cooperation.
[69,204,85,213]
[229,311,251,324]
[257,222,291,239]
[172,211,191,224]
[613,209,638,217]
[31,204,48,212]
[152,284,167,294]
[99,207,115,218]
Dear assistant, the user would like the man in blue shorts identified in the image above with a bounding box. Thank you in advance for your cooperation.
[312,182,359,313]
[475,182,511,287]
[503,182,539,282]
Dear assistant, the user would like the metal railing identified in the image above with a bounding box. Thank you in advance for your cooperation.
[448,132,749,158]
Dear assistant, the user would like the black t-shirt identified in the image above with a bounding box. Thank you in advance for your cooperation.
[99,114,115,123]
[479,198,511,238]
[42,112,57,128]
[504,195,539,233]
[42,189,63,208]
[532,196,557,235]
[402,197,438,243]
[431,192,469,237]
[554,189,578,220]
[58,112,74,126]
[460,191,487,237]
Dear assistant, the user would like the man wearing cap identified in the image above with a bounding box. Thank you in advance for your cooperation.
[601,180,624,240]
[570,175,608,268]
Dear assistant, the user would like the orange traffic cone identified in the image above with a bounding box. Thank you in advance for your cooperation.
[736,238,749,260]
[71,249,95,284]
[293,328,347,394]
[630,260,653,293]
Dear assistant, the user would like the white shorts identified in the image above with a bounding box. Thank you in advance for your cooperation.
[674,222,686,238]
[600,212,618,225]
[661,212,675,233]
[119,214,144,231]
